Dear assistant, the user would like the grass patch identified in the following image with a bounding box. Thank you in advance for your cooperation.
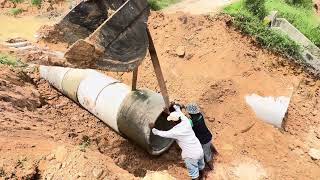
[244,0,267,19]
[225,0,320,47]
[9,8,23,16]
[285,0,313,8]
[266,0,320,46]
[31,0,41,6]
[9,0,23,3]
[148,0,180,10]
[224,5,301,59]
[0,54,22,66]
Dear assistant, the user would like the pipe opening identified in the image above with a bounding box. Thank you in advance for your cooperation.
[150,111,175,153]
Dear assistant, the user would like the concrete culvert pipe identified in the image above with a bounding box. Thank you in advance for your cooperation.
[118,89,175,155]
[39,66,174,155]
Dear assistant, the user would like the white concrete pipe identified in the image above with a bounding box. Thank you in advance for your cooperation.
[39,66,174,155]
[77,72,124,132]
[40,66,70,91]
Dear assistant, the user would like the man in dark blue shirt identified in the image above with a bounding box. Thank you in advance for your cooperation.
[185,103,218,170]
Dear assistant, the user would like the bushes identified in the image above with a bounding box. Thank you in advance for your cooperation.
[148,0,162,10]
[285,0,313,9]
[31,0,41,6]
[227,11,301,59]
[9,0,23,3]
[224,0,320,60]
[244,0,267,19]
[265,0,320,47]
[148,0,179,10]
[0,54,20,66]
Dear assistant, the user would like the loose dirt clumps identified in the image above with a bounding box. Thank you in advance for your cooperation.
[0,11,319,179]
[41,146,137,180]
[200,79,237,103]
[0,0,14,8]
[36,25,65,44]
[0,65,44,112]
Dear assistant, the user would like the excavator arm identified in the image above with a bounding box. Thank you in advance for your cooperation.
[49,0,170,109]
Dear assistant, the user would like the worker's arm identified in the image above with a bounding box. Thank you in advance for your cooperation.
[152,128,176,139]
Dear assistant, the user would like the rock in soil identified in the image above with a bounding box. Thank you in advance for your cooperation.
[176,46,185,57]
[308,148,320,160]
[143,171,176,180]
[92,168,104,178]
[46,154,55,161]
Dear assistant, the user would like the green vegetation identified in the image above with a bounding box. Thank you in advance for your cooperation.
[266,0,320,47]
[148,0,180,10]
[9,0,23,3]
[225,0,320,47]
[285,0,313,8]
[224,9,301,59]
[31,0,41,6]
[9,8,23,16]
[244,0,266,19]
[0,54,21,66]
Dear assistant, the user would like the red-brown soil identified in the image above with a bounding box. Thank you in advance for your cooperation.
[0,12,319,179]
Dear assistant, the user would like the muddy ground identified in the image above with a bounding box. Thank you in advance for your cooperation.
[0,8,319,180]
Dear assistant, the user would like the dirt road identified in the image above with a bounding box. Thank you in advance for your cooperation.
[163,0,234,14]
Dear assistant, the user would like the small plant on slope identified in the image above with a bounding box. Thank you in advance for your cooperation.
[244,0,267,19]
[10,8,23,16]
[31,0,41,6]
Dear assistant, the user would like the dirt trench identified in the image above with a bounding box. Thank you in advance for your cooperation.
[0,12,319,179]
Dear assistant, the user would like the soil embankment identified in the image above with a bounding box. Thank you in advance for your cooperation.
[0,8,319,180]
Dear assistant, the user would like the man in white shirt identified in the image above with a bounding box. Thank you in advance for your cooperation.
[151,105,205,180]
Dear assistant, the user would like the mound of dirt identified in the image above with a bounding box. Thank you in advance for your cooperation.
[36,25,65,44]
[0,136,137,179]
[41,145,137,180]
[0,65,44,112]
[0,0,14,8]
[200,79,237,103]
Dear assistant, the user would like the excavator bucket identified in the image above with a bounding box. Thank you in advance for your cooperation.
[55,0,150,72]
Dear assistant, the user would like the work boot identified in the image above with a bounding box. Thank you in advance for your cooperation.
[199,170,205,180]
[211,144,219,156]
[207,160,214,170]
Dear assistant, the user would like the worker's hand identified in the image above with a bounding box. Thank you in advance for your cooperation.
[173,105,182,112]
[167,111,181,121]
[175,103,185,108]
[170,101,184,109]
[152,128,159,135]
[149,123,155,129]
[170,101,175,106]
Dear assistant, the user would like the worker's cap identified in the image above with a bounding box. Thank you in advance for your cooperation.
[167,112,181,121]
[186,103,200,114]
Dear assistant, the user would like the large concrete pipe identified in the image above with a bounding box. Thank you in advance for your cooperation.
[118,90,175,155]
[39,66,174,155]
